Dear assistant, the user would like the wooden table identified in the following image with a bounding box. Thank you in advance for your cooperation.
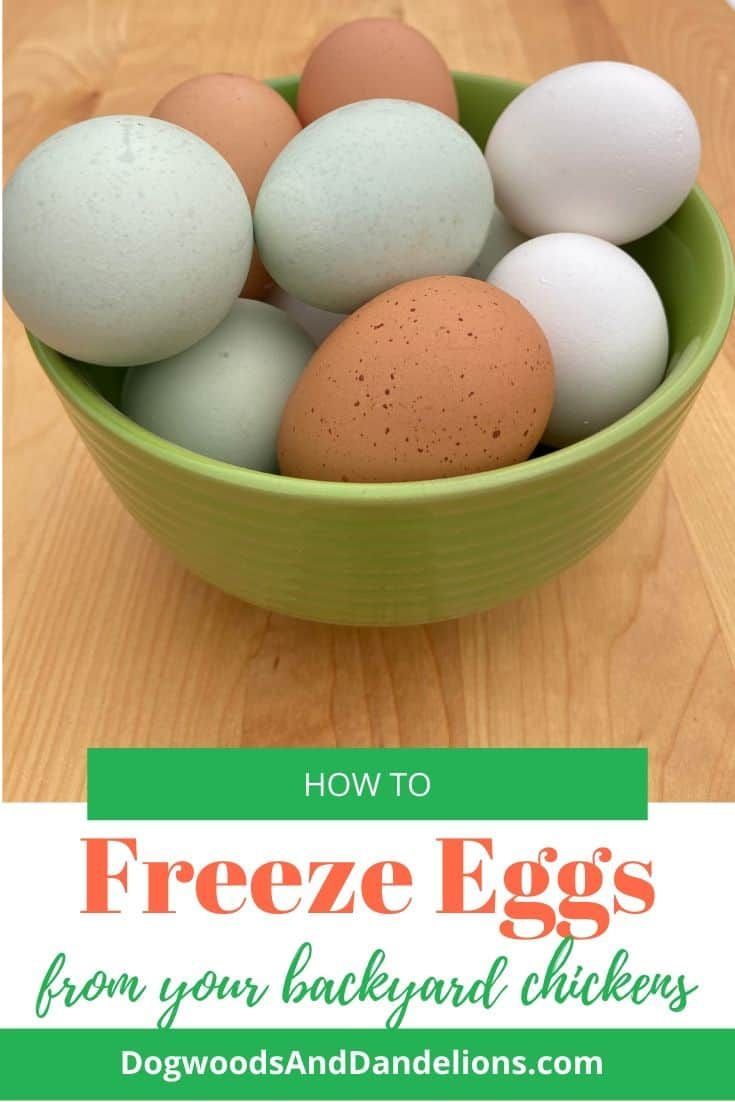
[4,0,735,802]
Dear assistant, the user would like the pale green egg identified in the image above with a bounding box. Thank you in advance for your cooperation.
[3,115,251,367]
[122,300,315,470]
[255,99,493,314]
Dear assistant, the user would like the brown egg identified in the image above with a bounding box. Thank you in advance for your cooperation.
[297,18,459,126]
[152,74,301,299]
[278,276,554,483]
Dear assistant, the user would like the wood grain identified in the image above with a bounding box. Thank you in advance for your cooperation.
[3,0,735,802]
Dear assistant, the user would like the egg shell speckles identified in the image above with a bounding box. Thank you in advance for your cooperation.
[278,276,554,483]
[3,115,252,366]
[254,99,493,314]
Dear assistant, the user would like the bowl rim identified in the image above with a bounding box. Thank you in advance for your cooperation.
[29,71,735,506]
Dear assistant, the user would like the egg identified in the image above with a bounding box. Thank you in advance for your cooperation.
[489,233,668,447]
[122,299,314,470]
[278,276,554,482]
[267,286,347,345]
[255,100,493,314]
[152,74,301,299]
[466,206,527,280]
[297,17,458,125]
[3,116,251,366]
[486,62,700,244]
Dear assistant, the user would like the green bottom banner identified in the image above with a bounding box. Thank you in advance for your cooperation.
[0,1028,732,1100]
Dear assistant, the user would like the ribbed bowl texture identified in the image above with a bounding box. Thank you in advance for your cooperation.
[29,73,735,626]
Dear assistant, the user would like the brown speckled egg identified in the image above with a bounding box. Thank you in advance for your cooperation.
[152,74,301,299]
[278,276,554,483]
[297,18,459,125]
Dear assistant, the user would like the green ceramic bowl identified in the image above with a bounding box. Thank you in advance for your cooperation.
[29,73,734,626]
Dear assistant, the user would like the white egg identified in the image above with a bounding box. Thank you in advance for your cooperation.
[121,299,314,470]
[255,99,493,313]
[489,233,669,447]
[465,206,527,280]
[486,62,700,245]
[3,116,252,366]
[266,286,346,345]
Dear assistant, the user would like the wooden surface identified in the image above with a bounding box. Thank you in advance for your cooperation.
[4,0,735,802]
